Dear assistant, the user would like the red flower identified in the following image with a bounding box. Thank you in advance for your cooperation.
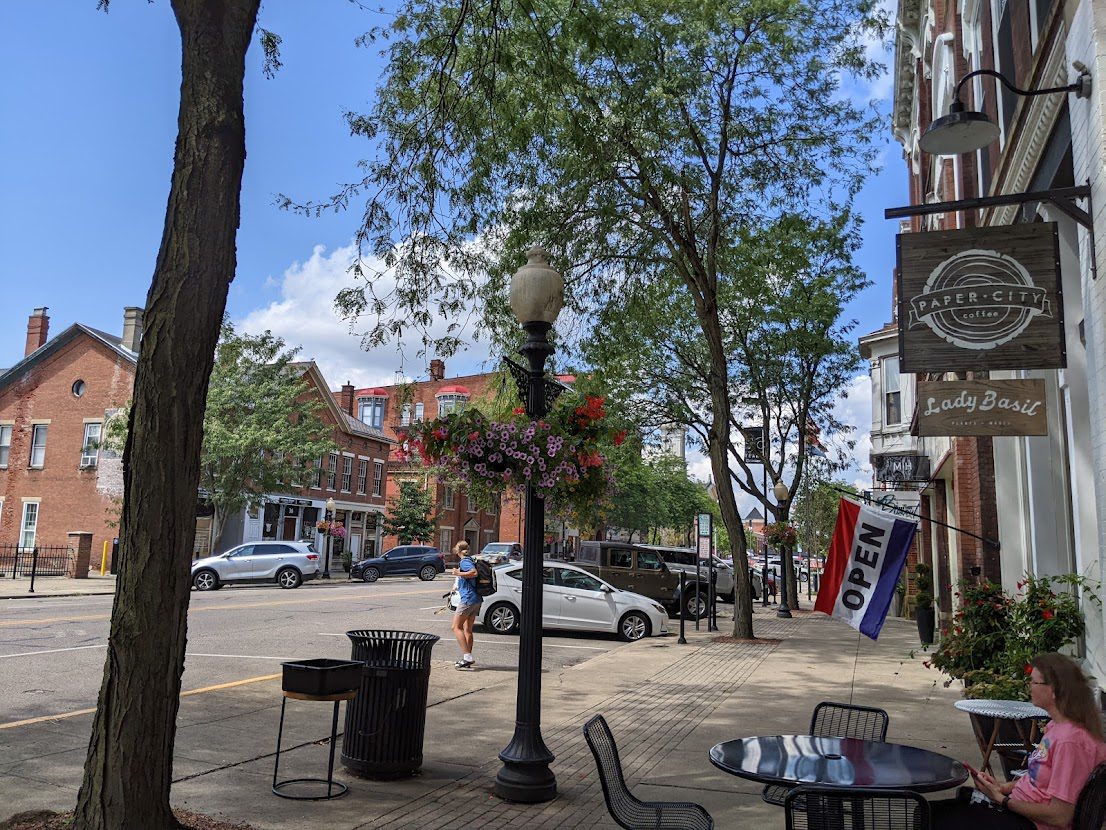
[513,406,526,415]
[433,427,448,440]
[613,429,627,446]
[468,431,481,441]
[1024,664,1034,675]
[1042,609,1054,620]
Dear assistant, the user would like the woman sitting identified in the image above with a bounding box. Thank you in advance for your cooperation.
[933,652,1106,830]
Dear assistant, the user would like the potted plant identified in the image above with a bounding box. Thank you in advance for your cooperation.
[891,571,906,618]
[341,549,352,573]
[914,562,935,645]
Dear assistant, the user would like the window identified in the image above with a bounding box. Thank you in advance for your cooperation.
[609,549,633,569]
[29,424,47,468]
[439,527,453,552]
[466,494,476,513]
[357,460,368,494]
[636,550,664,571]
[558,568,604,591]
[311,456,323,489]
[72,380,86,397]
[437,394,468,417]
[488,494,498,515]
[372,462,384,496]
[401,404,411,426]
[443,486,456,509]
[326,453,338,490]
[0,425,11,468]
[341,456,353,492]
[81,423,102,468]
[358,397,386,429]
[20,502,38,550]
[414,402,424,421]
[883,356,902,426]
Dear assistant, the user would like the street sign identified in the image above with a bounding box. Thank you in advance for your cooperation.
[742,426,765,460]
[898,223,1065,371]
[872,454,931,483]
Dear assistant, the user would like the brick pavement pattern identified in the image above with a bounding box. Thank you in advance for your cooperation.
[361,617,798,830]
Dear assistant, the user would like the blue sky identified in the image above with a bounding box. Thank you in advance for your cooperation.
[1,1,906,494]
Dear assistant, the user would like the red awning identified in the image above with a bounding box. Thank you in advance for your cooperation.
[355,387,389,398]
[436,384,471,396]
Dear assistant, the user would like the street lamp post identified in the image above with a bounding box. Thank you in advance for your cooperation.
[323,496,336,580]
[495,247,563,803]
[773,481,791,619]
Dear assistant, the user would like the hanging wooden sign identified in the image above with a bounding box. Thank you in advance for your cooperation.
[897,223,1065,371]
[915,379,1048,436]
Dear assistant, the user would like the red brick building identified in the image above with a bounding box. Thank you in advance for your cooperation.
[358,359,526,557]
[0,307,393,573]
[0,308,139,567]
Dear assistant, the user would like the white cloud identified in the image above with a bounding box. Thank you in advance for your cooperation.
[237,243,494,389]
[831,372,874,490]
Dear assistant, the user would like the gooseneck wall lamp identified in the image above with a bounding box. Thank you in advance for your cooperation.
[920,68,1092,155]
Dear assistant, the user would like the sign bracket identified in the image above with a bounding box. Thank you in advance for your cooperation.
[827,485,1000,550]
[886,183,1097,279]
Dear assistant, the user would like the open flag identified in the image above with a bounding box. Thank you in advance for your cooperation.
[814,498,918,640]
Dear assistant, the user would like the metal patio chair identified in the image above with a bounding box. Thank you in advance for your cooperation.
[763,702,891,806]
[583,714,714,830]
[785,786,929,830]
[1073,762,1106,830]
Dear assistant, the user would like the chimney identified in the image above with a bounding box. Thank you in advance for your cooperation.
[121,307,145,353]
[429,359,445,381]
[25,308,49,356]
[339,382,356,416]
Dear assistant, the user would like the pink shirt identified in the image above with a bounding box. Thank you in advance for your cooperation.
[1011,720,1106,830]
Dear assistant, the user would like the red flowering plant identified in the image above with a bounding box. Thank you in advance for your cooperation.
[315,520,347,538]
[763,522,799,548]
[927,574,1098,700]
[397,394,619,528]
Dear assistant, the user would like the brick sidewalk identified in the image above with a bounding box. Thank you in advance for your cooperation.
[363,616,798,830]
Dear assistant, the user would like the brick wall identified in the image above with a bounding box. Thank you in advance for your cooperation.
[0,335,134,570]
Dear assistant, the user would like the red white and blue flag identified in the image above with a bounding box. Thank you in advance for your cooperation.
[814,498,918,640]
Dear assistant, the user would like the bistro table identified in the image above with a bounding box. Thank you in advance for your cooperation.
[954,699,1048,777]
[709,735,967,793]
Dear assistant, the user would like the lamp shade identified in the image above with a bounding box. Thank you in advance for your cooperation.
[919,105,1000,155]
[773,482,790,502]
[326,497,336,512]
[510,246,564,325]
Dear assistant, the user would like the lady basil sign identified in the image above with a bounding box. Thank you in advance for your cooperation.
[897,223,1065,371]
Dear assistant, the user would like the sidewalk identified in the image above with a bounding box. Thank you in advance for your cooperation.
[0,601,976,829]
[0,573,117,599]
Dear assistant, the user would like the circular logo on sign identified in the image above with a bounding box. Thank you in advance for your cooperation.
[911,248,1051,350]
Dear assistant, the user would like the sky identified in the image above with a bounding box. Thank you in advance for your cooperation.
[0,2,906,508]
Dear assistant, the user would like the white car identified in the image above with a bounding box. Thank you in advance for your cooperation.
[452,561,668,641]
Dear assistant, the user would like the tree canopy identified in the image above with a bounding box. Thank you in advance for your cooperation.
[384,480,438,544]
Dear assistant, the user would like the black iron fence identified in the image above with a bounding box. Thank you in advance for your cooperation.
[0,545,75,579]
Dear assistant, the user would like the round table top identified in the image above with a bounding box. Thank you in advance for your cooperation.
[709,735,967,793]
[953,699,1049,719]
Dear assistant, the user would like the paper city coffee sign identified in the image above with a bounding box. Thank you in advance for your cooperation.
[915,379,1048,436]
[897,223,1065,372]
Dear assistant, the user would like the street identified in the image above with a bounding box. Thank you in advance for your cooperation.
[0,576,633,729]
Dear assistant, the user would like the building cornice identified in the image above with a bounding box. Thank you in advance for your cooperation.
[893,0,926,143]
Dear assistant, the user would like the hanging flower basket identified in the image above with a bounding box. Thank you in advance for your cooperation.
[763,522,798,547]
[316,520,347,538]
[398,395,617,526]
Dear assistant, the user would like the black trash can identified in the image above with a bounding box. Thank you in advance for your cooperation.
[342,630,440,779]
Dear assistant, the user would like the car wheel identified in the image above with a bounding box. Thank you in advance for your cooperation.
[486,602,519,635]
[193,570,219,591]
[721,592,735,604]
[276,567,302,589]
[618,611,651,642]
[418,565,438,582]
[682,589,709,620]
[361,567,380,583]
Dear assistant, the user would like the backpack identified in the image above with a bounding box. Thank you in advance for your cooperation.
[474,559,497,597]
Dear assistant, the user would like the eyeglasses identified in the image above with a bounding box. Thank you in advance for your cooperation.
[1030,680,1050,686]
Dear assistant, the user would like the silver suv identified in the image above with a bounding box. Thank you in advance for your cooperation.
[640,545,743,602]
[191,541,321,591]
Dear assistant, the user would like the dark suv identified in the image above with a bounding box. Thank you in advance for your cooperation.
[574,541,708,619]
[350,545,445,583]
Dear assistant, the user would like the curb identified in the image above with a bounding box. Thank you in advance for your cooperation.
[1,591,117,600]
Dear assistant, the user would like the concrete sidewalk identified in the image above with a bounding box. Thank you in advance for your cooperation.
[0,602,977,829]
[0,573,117,599]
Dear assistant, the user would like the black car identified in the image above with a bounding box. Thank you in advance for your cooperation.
[350,545,445,583]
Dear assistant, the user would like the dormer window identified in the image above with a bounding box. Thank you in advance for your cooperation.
[355,388,389,429]
[436,385,471,417]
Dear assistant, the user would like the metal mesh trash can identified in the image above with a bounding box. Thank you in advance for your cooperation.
[342,630,440,778]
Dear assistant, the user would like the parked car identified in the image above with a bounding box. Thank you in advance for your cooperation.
[350,544,445,582]
[639,545,740,602]
[451,561,668,641]
[574,541,708,619]
[477,541,523,564]
[191,541,320,591]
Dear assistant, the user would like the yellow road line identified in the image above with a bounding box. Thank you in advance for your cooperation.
[0,672,281,731]
[0,585,442,628]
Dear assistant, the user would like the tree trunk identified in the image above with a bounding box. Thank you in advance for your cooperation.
[73,3,260,828]
[210,504,228,553]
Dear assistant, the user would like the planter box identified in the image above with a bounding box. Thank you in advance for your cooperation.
[282,658,363,697]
